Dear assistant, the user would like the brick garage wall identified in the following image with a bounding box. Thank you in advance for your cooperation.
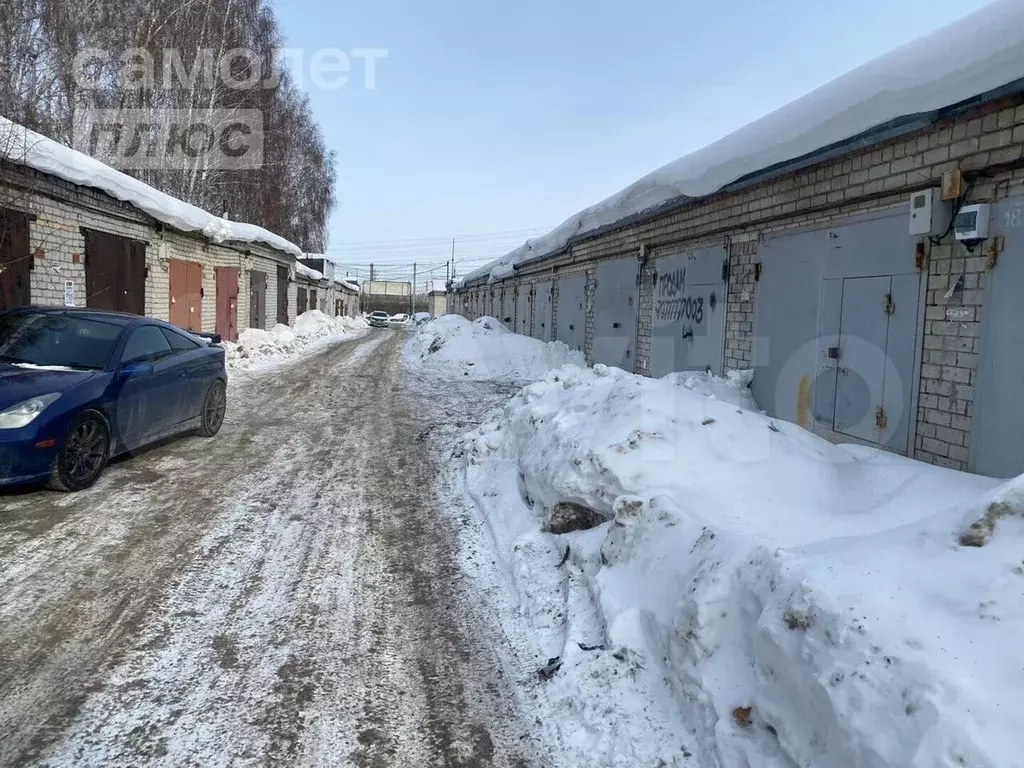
[463,96,1024,296]
[0,161,297,333]
[724,237,759,371]
[914,243,987,470]
[454,95,1024,471]
[633,255,656,376]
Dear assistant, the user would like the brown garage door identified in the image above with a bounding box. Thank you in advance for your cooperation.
[215,266,239,342]
[84,229,146,315]
[168,259,204,330]
[0,209,31,310]
[297,286,307,316]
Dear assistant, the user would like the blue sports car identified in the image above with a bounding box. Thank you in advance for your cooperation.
[0,307,227,491]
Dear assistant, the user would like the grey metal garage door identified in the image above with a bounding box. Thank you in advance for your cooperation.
[555,274,585,353]
[534,281,552,341]
[972,194,1024,477]
[592,257,639,371]
[515,286,532,336]
[499,288,513,328]
[755,210,921,450]
[650,245,727,377]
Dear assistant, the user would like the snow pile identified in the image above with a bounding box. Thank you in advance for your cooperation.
[225,311,367,371]
[460,364,1022,767]
[0,117,301,257]
[405,315,584,381]
[662,367,760,411]
[459,0,1024,286]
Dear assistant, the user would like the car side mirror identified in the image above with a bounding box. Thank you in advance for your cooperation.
[121,361,154,379]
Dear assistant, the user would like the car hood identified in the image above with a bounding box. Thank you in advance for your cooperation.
[0,365,99,411]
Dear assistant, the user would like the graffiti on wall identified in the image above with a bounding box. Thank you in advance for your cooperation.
[655,267,717,338]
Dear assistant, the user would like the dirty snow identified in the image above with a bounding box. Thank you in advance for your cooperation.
[224,310,367,372]
[0,117,301,257]
[460,0,1024,286]
[405,315,584,381]
[458,362,1023,767]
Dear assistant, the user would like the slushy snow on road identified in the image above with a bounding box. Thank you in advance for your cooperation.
[405,314,584,381]
[454,361,1024,767]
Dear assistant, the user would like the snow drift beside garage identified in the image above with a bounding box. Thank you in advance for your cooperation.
[405,315,584,381]
[0,117,302,257]
[225,310,368,371]
[460,0,1024,286]
[461,363,1022,766]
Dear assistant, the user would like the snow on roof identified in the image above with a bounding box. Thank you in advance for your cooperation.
[335,278,359,292]
[0,117,302,257]
[294,261,324,281]
[426,278,447,293]
[459,0,1024,287]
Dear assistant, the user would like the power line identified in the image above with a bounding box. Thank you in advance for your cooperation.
[325,226,553,250]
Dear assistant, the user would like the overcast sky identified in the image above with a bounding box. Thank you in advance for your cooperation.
[276,0,993,280]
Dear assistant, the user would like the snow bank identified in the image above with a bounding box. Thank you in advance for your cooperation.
[405,315,584,381]
[662,367,760,412]
[461,364,1021,767]
[0,117,301,257]
[225,311,367,372]
[460,0,1024,286]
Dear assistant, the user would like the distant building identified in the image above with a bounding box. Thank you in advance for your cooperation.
[427,279,447,317]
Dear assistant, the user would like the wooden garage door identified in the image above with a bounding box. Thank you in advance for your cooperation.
[0,209,31,310]
[168,259,203,330]
[84,229,145,315]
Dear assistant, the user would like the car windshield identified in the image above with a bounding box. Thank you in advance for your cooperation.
[0,313,124,370]
[372,312,388,318]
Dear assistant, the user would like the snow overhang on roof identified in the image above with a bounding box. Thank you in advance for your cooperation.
[458,0,1024,289]
[0,117,303,257]
[294,261,324,281]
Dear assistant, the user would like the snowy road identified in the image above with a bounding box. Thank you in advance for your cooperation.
[0,330,539,767]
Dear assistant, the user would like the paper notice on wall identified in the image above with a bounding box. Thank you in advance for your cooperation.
[63,280,75,307]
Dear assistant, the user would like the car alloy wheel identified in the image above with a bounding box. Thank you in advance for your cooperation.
[49,411,111,492]
[199,381,227,437]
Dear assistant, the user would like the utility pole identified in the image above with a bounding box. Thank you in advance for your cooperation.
[411,262,416,315]
[369,263,375,282]
[451,238,456,280]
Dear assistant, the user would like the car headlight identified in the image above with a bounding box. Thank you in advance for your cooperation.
[0,393,62,429]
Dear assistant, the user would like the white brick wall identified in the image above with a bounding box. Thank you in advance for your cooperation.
[1,161,296,334]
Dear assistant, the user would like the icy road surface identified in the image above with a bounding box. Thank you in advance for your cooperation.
[0,330,538,767]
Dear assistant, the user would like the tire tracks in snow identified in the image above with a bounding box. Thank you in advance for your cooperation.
[0,329,539,767]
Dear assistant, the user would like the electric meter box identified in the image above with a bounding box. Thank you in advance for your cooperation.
[909,189,950,236]
[954,203,991,241]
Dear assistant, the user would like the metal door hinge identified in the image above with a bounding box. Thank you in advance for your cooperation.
[875,406,888,432]
[884,293,895,315]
